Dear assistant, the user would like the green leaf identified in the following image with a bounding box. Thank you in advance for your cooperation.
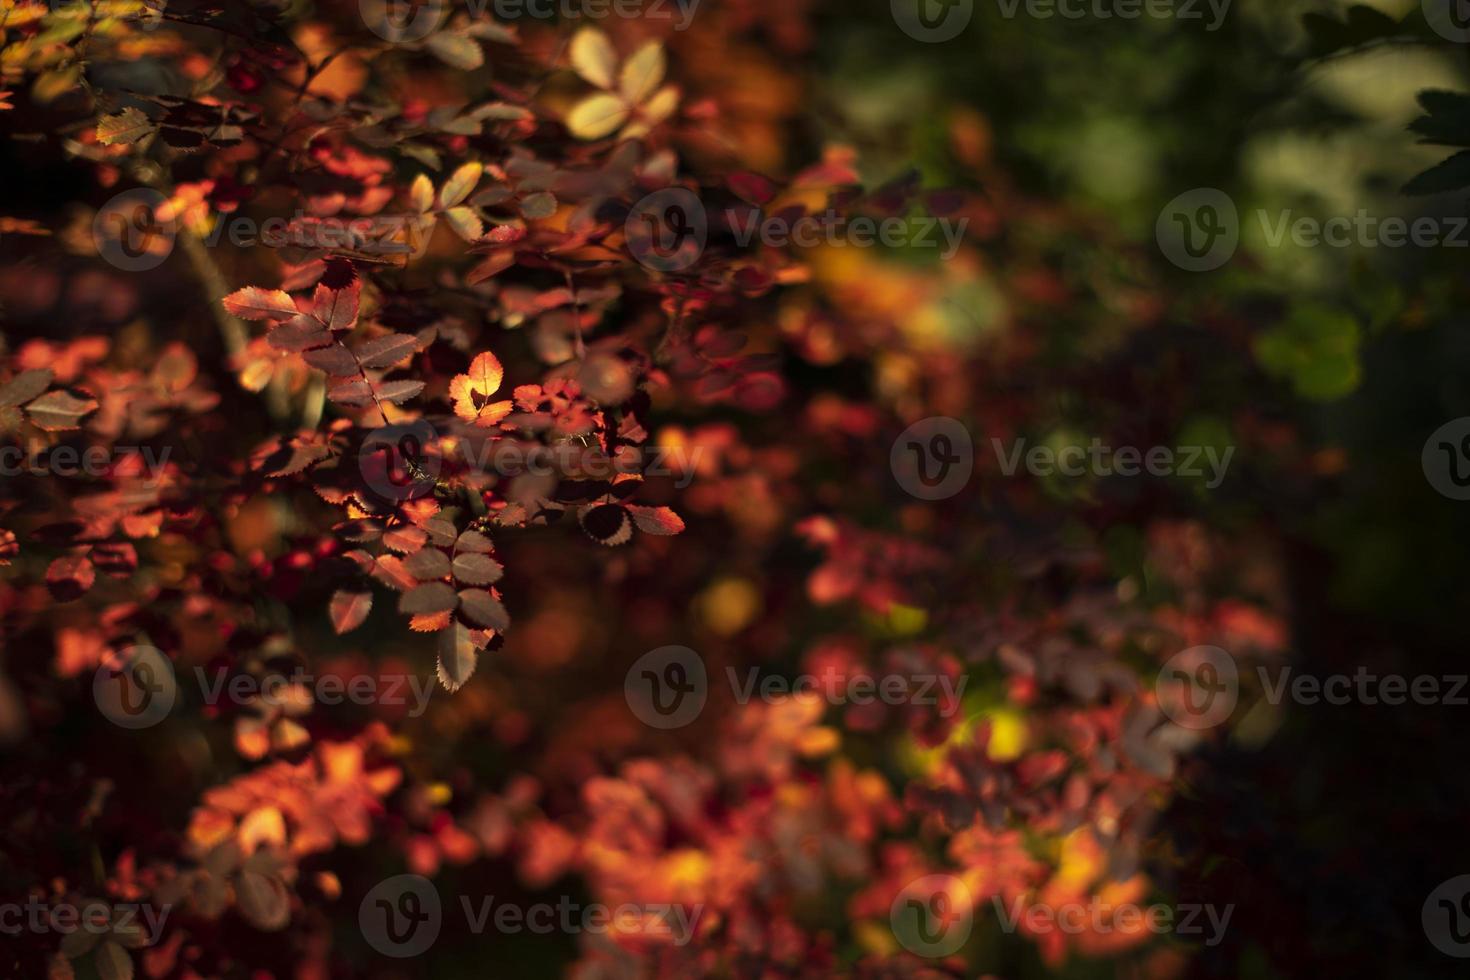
[1253,304,1362,401]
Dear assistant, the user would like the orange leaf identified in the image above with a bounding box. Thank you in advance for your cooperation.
[222,287,298,321]
[449,351,512,426]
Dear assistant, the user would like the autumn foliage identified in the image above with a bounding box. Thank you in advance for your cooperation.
[0,2,1310,978]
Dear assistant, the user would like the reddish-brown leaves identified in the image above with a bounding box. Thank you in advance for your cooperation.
[26,389,98,430]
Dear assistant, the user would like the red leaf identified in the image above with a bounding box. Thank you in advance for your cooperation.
[46,555,96,601]
[313,280,360,332]
[302,344,360,377]
[356,333,419,370]
[628,505,685,535]
[329,589,372,633]
[267,315,332,352]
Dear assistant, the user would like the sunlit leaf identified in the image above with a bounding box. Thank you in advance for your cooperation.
[570,27,617,89]
[565,94,629,141]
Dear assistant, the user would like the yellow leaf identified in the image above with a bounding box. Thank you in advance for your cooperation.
[618,40,665,105]
[409,173,434,212]
[565,93,629,141]
[31,65,80,104]
[439,162,482,208]
[569,27,617,89]
[426,32,483,71]
[443,206,482,241]
[239,359,274,392]
[621,86,678,141]
[639,85,679,126]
